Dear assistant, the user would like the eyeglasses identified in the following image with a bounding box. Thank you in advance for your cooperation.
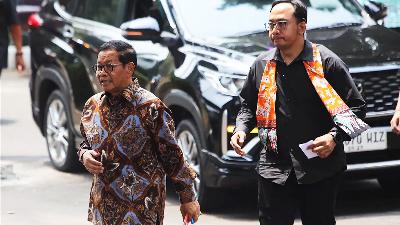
[264,20,289,31]
[93,63,123,73]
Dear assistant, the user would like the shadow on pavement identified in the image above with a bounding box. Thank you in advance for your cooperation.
[0,118,17,126]
[166,178,400,220]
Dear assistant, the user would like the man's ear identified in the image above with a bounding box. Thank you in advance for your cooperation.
[127,62,136,73]
[298,21,307,36]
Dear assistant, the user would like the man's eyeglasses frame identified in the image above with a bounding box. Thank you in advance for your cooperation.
[93,63,123,73]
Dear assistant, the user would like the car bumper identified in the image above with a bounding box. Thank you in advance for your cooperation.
[200,149,258,188]
[201,131,400,188]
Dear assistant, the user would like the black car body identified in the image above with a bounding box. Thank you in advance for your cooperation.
[29,0,400,208]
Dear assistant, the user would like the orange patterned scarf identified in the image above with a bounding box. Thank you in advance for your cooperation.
[256,43,369,152]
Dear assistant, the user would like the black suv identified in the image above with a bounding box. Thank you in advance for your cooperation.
[29,0,400,208]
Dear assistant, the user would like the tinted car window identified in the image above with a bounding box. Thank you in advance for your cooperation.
[65,0,127,27]
[358,0,400,28]
[173,0,366,38]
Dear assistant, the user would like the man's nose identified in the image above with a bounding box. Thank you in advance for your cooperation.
[270,27,280,34]
[96,69,107,77]
[96,73,105,81]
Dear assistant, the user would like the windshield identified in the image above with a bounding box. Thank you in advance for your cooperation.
[173,0,365,38]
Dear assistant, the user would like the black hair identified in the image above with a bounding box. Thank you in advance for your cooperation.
[98,40,137,67]
[271,0,307,23]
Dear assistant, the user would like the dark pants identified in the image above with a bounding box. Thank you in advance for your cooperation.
[0,45,7,77]
[258,171,343,225]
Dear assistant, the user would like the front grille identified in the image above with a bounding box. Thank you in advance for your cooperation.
[352,69,400,115]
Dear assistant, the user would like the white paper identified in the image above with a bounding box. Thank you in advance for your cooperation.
[299,140,318,159]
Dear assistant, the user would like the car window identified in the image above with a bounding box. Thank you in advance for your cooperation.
[358,0,400,28]
[61,0,128,27]
[173,0,365,38]
[123,0,175,33]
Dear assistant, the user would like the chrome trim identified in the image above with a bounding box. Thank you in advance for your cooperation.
[221,109,228,155]
[223,136,260,159]
[366,110,395,118]
[347,160,400,172]
[242,136,260,155]
[349,64,400,74]
[54,1,72,20]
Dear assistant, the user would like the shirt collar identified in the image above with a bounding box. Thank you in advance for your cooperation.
[267,40,314,63]
[100,78,141,104]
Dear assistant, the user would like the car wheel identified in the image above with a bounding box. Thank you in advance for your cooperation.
[176,119,216,210]
[44,90,79,171]
[378,175,400,193]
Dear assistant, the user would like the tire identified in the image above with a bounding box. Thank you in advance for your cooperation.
[378,175,400,193]
[44,90,80,171]
[176,119,218,210]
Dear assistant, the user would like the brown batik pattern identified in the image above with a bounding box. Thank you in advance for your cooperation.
[79,79,196,225]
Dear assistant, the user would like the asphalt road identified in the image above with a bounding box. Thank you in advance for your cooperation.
[1,69,400,225]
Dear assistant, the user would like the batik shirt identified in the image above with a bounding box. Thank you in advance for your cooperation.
[79,79,197,225]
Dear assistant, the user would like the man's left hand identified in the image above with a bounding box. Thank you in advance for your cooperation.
[180,200,200,224]
[15,53,25,72]
[309,133,336,158]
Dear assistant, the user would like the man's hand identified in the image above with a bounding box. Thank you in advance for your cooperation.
[180,200,200,224]
[309,133,336,158]
[391,111,400,135]
[82,150,103,174]
[230,131,246,156]
[15,53,25,72]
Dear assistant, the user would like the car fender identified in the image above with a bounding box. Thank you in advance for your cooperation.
[34,64,79,137]
[163,89,207,147]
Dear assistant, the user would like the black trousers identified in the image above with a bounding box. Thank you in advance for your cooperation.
[258,171,343,225]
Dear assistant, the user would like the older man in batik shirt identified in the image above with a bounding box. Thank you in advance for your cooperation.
[78,40,200,225]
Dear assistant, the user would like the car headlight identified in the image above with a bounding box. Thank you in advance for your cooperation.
[198,65,246,96]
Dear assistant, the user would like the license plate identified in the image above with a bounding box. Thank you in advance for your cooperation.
[344,127,390,153]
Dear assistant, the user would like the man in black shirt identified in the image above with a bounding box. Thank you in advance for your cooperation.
[0,0,25,76]
[231,0,367,224]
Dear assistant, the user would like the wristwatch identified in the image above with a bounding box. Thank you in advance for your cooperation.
[329,130,343,144]
[79,149,88,163]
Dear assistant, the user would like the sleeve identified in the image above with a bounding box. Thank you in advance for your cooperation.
[6,0,19,25]
[153,103,197,204]
[77,100,93,160]
[233,65,258,134]
[323,49,367,141]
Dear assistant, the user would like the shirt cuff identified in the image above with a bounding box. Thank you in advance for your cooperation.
[178,186,196,204]
[233,126,248,135]
[329,127,347,143]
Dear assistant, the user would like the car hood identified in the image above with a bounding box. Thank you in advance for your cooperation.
[193,24,400,70]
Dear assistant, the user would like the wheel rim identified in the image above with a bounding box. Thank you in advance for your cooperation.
[46,98,69,168]
[177,130,201,195]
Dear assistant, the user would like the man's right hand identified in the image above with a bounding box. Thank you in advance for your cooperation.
[82,150,103,174]
[391,111,400,135]
[230,131,246,156]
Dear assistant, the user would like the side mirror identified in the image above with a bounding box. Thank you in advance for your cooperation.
[120,17,161,41]
[364,0,388,22]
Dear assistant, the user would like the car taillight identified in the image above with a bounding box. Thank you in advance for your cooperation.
[27,13,43,28]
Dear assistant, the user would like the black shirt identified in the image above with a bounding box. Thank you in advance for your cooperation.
[235,40,366,185]
[0,0,19,68]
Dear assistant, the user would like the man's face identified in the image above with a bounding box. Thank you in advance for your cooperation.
[95,49,134,95]
[268,3,306,50]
